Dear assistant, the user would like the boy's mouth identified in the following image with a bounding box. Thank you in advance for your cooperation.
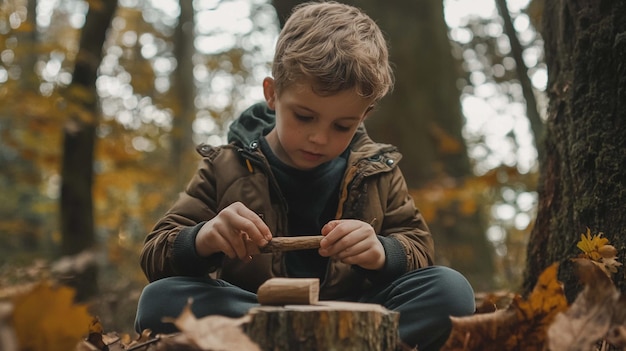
[301,150,323,161]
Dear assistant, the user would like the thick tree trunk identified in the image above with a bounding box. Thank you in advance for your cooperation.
[60,0,118,300]
[523,0,626,295]
[245,302,399,351]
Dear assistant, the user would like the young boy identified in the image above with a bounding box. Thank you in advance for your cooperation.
[134,2,475,350]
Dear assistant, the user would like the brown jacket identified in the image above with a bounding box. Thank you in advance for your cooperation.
[140,105,434,299]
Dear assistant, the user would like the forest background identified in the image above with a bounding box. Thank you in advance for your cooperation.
[0,0,547,333]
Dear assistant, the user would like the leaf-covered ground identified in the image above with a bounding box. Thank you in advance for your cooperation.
[1,231,624,351]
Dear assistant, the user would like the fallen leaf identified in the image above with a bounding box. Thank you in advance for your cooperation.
[442,262,568,350]
[161,299,260,351]
[548,258,625,351]
[11,281,93,351]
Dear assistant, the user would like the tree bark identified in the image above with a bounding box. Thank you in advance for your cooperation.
[523,0,626,295]
[60,0,118,300]
[245,301,399,351]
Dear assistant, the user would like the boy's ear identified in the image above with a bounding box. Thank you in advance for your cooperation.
[263,77,276,109]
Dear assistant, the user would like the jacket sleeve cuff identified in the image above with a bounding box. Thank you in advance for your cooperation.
[172,222,224,276]
[354,235,407,284]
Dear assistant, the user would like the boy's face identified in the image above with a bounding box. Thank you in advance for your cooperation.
[263,78,373,170]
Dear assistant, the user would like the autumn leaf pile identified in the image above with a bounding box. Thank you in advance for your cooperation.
[2,229,626,351]
[442,229,626,351]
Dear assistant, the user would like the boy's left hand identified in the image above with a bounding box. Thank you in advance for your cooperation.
[318,219,385,270]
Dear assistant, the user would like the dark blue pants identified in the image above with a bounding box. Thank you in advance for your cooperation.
[135,266,475,351]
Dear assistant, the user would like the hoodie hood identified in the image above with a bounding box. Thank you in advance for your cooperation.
[227,102,275,147]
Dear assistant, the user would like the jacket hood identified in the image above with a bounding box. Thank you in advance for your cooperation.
[227,102,275,147]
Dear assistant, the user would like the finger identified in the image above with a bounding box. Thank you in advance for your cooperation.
[337,240,369,260]
[232,204,272,244]
[322,224,367,254]
[222,229,251,260]
[210,229,237,259]
[236,218,271,247]
[320,235,353,256]
[320,221,352,248]
[340,250,370,265]
[321,220,341,236]
[244,237,261,256]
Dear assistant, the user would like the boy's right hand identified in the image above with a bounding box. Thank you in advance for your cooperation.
[195,202,272,262]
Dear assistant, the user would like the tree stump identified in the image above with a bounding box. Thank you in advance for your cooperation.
[244,301,400,351]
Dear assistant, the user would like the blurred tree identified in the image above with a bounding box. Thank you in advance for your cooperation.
[445,1,547,289]
[16,0,38,90]
[495,0,544,160]
[171,0,196,190]
[0,0,63,258]
[60,0,118,300]
[523,0,626,296]
[272,0,495,290]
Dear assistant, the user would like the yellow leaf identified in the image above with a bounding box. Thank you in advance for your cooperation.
[11,281,93,351]
[576,228,610,262]
[515,262,568,321]
[443,263,568,350]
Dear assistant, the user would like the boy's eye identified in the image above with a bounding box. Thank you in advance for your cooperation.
[295,114,313,122]
[334,124,352,132]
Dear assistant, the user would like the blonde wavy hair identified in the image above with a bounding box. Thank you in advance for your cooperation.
[272,1,394,102]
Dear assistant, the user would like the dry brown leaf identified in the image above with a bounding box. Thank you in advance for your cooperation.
[160,299,260,351]
[83,317,121,351]
[442,262,568,350]
[606,323,626,348]
[11,281,93,351]
[474,291,514,314]
[548,258,624,351]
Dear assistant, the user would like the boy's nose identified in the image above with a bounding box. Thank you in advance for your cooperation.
[308,129,329,145]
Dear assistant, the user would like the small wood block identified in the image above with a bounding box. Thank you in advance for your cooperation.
[257,278,319,306]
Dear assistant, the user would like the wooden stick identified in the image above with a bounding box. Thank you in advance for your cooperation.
[261,235,323,253]
[257,278,319,305]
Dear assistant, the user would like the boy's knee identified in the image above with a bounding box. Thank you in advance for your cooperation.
[428,266,476,316]
[134,278,183,334]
